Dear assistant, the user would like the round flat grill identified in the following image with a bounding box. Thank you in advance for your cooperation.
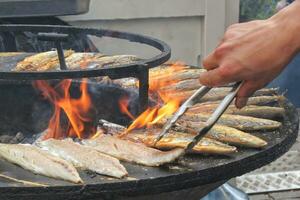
[0,25,298,200]
[0,98,297,200]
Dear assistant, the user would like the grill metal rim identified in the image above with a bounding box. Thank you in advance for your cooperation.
[0,24,171,80]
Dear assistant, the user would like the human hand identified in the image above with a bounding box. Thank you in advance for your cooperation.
[199,1,300,108]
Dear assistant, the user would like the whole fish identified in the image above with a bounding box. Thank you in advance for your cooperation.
[82,134,184,166]
[0,52,23,57]
[0,143,82,183]
[126,130,237,155]
[171,121,267,148]
[188,104,284,119]
[56,52,98,70]
[160,79,202,92]
[113,77,138,88]
[37,138,128,178]
[166,87,279,102]
[91,55,140,68]
[149,63,189,77]
[14,50,74,72]
[182,113,282,131]
[150,69,205,83]
[246,95,284,106]
[199,95,284,106]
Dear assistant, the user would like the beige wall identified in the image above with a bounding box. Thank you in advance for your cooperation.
[61,0,239,66]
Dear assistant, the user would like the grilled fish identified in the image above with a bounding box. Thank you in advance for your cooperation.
[0,52,23,57]
[171,121,267,148]
[150,69,205,83]
[182,113,282,131]
[113,77,138,88]
[91,55,140,68]
[246,95,284,106]
[37,138,128,178]
[0,143,82,183]
[149,63,189,77]
[166,87,279,102]
[188,104,284,119]
[56,52,98,70]
[160,79,202,92]
[14,50,74,72]
[126,130,237,155]
[82,134,183,166]
[199,95,284,106]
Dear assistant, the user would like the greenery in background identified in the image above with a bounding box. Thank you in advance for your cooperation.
[240,0,279,22]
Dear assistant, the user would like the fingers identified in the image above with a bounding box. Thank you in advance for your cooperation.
[199,63,242,87]
[235,81,262,108]
[202,52,219,70]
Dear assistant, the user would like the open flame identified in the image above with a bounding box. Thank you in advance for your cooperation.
[118,97,135,120]
[33,61,187,139]
[33,79,96,139]
[119,62,186,135]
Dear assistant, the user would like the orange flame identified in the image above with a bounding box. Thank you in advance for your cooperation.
[119,62,186,136]
[118,97,135,120]
[33,79,96,139]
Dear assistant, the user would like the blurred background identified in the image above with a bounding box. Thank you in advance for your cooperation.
[240,0,300,107]
[61,0,300,107]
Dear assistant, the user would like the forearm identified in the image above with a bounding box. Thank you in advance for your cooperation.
[270,0,300,53]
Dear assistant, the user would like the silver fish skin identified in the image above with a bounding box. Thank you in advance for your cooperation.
[160,79,202,92]
[0,143,82,183]
[126,130,237,155]
[166,87,280,102]
[150,69,204,83]
[182,113,282,131]
[37,138,128,178]
[14,50,74,72]
[172,121,267,148]
[198,95,283,106]
[188,104,284,119]
[82,134,183,166]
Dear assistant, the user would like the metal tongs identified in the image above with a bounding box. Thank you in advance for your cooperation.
[153,81,242,153]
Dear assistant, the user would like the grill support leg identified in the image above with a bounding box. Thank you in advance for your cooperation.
[55,41,67,70]
[37,32,68,70]
[138,69,149,113]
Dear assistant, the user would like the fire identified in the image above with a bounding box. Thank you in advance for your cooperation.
[149,61,187,90]
[122,100,180,134]
[118,97,135,120]
[33,79,96,139]
[119,62,186,135]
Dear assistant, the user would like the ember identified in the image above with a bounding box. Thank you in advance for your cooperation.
[33,79,96,139]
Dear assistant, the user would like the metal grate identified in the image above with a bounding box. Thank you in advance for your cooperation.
[236,151,300,194]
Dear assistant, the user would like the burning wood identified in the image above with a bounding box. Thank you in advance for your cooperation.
[32,79,96,140]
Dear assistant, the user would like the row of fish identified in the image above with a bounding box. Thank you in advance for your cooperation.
[3,57,286,185]
[0,133,186,183]
[13,51,140,71]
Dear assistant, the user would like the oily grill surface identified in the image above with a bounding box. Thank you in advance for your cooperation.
[0,99,298,198]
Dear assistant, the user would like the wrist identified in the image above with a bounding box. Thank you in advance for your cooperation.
[270,1,300,52]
